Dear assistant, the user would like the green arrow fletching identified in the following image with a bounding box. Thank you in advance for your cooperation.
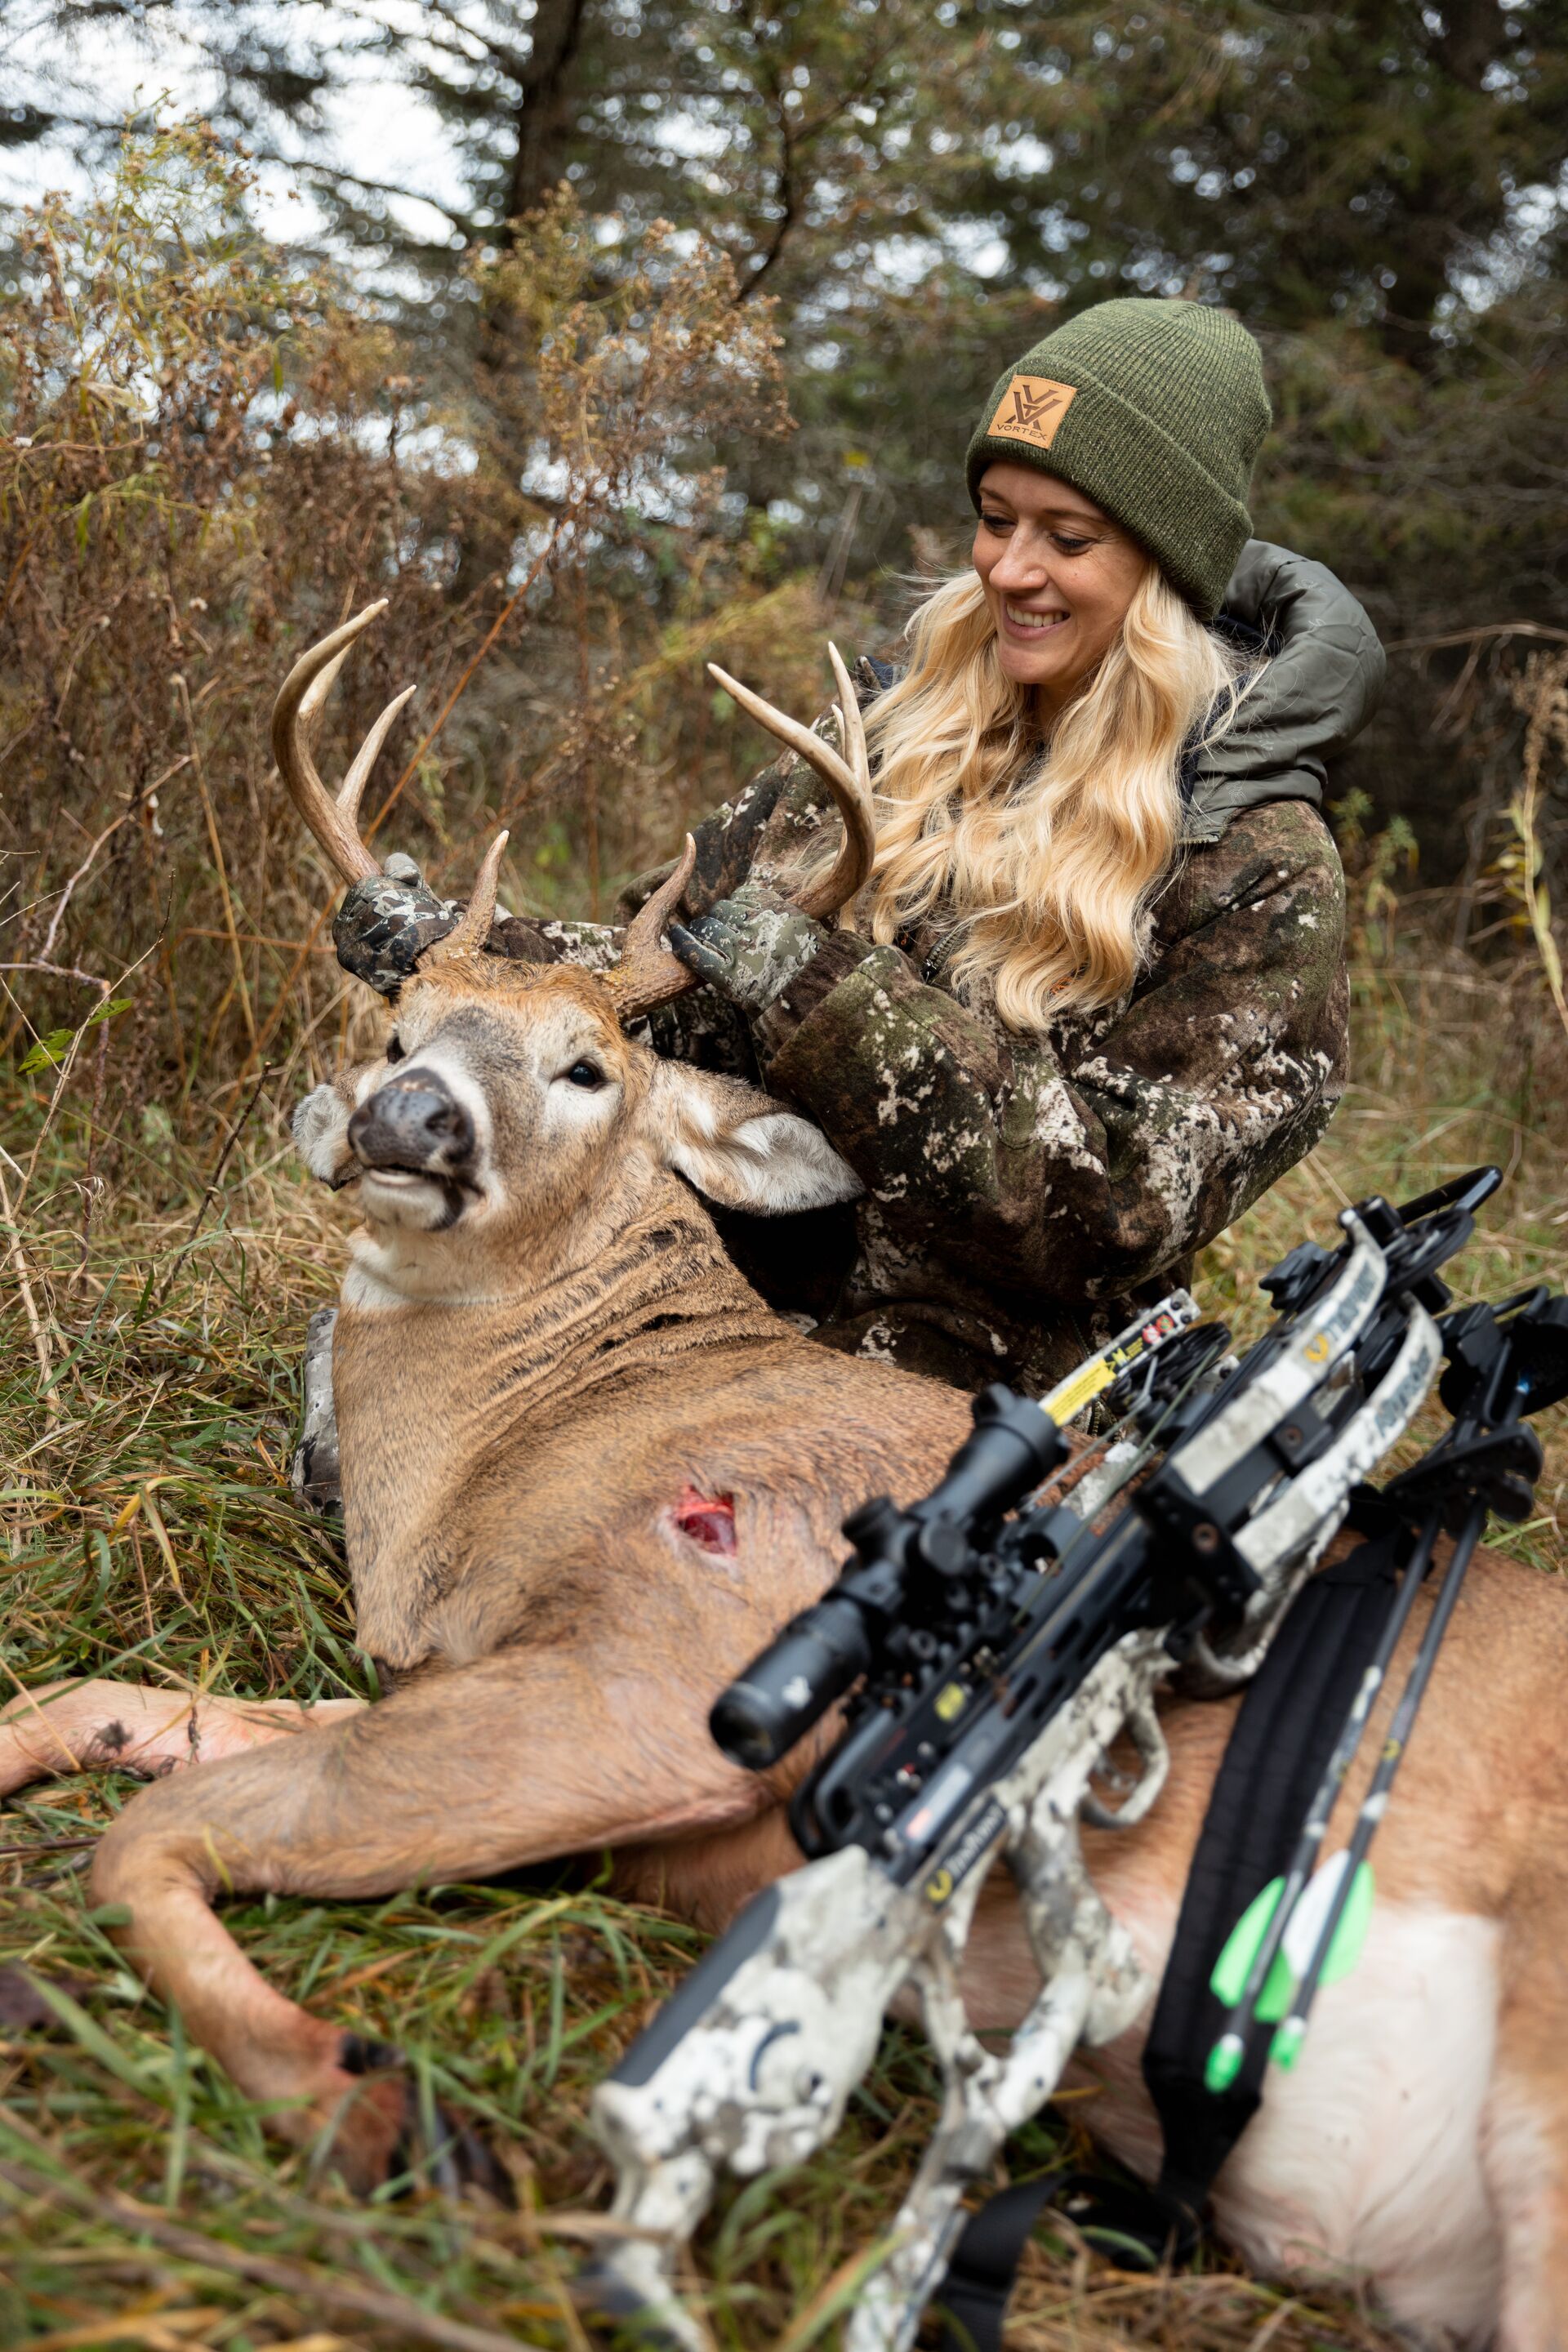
[1207,1856,1377,2090]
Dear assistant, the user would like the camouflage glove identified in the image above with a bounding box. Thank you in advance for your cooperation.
[332,853,461,995]
[667,881,826,1017]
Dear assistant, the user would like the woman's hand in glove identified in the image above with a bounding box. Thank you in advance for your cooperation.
[332,853,559,992]
[332,853,461,995]
[667,880,828,1017]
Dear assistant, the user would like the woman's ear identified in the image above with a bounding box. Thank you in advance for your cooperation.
[648,1060,862,1213]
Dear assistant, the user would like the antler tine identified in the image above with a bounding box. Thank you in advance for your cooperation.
[606,835,700,1022]
[340,683,418,830]
[271,599,407,887]
[423,831,511,965]
[825,639,872,791]
[296,637,355,747]
[706,653,875,924]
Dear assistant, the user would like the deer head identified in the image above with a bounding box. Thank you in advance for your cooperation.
[277,604,876,1299]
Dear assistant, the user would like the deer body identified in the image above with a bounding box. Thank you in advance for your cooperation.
[332,1188,969,1688]
[5,608,1567,2347]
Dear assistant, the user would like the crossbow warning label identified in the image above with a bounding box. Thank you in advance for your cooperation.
[1043,1292,1198,1427]
[923,1798,1009,1909]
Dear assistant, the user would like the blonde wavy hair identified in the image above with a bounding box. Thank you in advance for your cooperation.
[849,565,1248,1031]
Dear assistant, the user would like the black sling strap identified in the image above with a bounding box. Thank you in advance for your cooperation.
[934,1523,1403,2352]
[1140,1525,1401,2213]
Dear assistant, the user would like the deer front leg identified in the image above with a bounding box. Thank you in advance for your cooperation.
[88,1645,762,2192]
[0,1678,366,1797]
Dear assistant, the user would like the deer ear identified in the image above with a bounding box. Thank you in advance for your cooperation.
[651,1062,862,1214]
[293,1069,379,1189]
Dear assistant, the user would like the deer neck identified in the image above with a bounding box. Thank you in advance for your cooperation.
[331,1175,784,1661]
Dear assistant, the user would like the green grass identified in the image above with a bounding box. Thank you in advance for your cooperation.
[3,933,1565,2352]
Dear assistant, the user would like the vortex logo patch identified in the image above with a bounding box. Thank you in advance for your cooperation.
[987,376,1077,452]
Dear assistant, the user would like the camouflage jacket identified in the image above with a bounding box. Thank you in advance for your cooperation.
[488,543,1376,1395]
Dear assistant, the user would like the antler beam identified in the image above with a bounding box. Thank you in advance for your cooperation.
[270,600,413,888]
[705,642,876,924]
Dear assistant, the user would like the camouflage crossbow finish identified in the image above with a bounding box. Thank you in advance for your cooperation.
[581,1174,1504,2352]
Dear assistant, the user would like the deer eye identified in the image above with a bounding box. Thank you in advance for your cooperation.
[565,1059,604,1090]
[385,1036,405,1065]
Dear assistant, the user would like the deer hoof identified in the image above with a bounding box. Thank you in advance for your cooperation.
[325,2033,512,2203]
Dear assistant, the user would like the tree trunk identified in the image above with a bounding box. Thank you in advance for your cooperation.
[449,0,592,605]
[507,0,590,223]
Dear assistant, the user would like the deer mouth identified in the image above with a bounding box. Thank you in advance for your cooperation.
[358,1163,448,1190]
[354,1160,475,1233]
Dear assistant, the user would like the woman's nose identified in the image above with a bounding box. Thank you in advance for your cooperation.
[989,536,1050,594]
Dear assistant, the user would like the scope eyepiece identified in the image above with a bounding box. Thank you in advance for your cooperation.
[909,1387,1060,1546]
[709,1593,873,1771]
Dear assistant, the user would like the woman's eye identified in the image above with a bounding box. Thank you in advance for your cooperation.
[565,1060,604,1089]
[980,512,1013,535]
[385,1036,405,1064]
[1052,533,1094,556]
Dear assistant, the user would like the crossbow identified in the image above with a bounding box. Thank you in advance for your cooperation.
[581,1167,1561,2351]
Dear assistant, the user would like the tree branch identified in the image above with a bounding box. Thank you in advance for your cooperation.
[730,24,905,301]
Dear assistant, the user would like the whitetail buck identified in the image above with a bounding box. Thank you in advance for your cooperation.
[5,605,1568,2349]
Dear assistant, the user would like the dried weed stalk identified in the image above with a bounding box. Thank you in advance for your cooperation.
[1498,649,1568,1040]
[1,126,802,1169]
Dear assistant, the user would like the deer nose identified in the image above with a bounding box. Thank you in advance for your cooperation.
[348,1071,474,1176]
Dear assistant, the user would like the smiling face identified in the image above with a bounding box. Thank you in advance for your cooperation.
[972,462,1151,716]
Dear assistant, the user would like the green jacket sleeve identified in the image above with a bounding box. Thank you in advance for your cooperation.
[752,801,1348,1306]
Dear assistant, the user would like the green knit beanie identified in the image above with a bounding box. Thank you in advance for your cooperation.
[964,298,1271,621]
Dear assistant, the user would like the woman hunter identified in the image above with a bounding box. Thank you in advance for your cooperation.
[338,298,1384,1401]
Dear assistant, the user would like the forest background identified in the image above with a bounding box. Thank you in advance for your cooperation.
[2,7,1568,2350]
[4,0,1568,1072]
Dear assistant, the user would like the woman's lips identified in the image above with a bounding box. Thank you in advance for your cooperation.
[1000,601,1070,644]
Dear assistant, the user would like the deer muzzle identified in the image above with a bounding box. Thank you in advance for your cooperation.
[348,1071,476,1184]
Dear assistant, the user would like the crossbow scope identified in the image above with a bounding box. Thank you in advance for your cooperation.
[709,1386,1061,1771]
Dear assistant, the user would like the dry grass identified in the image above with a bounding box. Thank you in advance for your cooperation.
[2,924,1566,2352]
[0,127,840,1160]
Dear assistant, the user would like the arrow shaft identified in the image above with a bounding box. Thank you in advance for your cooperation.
[1283,1494,1490,2040]
[1222,1504,1442,2056]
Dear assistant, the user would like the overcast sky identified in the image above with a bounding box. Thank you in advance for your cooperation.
[4,2,471,251]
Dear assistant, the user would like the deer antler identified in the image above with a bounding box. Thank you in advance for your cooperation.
[270,600,416,886]
[606,836,699,1022]
[421,830,512,965]
[602,645,878,1023]
[274,602,512,964]
[705,642,876,924]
